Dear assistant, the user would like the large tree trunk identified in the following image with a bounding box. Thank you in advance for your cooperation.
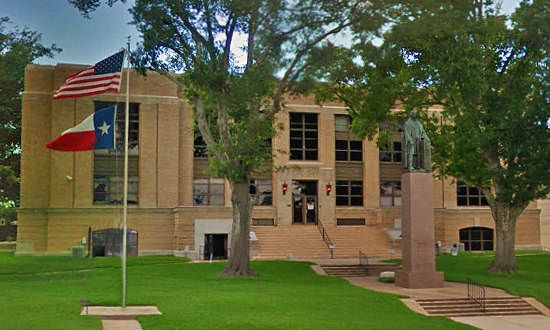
[221,179,257,277]
[488,203,522,273]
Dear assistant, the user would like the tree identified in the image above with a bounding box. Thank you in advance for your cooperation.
[70,0,389,276]
[0,17,60,206]
[323,0,550,273]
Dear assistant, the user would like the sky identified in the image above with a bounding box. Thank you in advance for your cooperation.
[0,0,523,67]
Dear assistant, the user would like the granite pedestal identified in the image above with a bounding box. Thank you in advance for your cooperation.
[395,172,444,289]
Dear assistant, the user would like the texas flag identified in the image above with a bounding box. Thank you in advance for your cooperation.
[46,106,116,151]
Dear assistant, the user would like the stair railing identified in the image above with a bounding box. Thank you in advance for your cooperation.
[359,251,369,267]
[315,218,334,259]
[467,278,486,312]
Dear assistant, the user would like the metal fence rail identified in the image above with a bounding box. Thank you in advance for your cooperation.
[467,277,486,312]
[316,218,334,259]
[359,251,369,266]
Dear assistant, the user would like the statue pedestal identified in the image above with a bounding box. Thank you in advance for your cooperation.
[395,172,444,288]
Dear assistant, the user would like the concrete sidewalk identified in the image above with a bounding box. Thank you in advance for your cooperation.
[312,264,550,330]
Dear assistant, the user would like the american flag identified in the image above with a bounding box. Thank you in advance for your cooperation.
[53,51,125,99]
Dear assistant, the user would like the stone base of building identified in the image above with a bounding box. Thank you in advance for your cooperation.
[395,269,444,288]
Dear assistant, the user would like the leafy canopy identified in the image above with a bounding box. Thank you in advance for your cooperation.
[0,17,60,205]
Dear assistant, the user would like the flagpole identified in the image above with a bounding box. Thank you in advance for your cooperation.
[122,37,131,310]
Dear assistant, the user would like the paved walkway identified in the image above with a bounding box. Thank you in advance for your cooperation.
[311,264,550,330]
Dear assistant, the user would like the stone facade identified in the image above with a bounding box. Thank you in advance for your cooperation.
[17,64,546,257]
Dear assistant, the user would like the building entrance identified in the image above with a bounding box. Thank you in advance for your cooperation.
[292,180,318,224]
[203,234,228,260]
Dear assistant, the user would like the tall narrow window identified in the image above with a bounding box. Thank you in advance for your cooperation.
[193,178,225,206]
[336,180,363,206]
[93,102,139,205]
[250,179,272,206]
[457,181,489,206]
[335,115,363,162]
[290,113,318,160]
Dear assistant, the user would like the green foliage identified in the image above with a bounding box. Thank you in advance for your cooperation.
[0,255,473,329]
[0,17,60,205]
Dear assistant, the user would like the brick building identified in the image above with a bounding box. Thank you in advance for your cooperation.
[16,64,546,259]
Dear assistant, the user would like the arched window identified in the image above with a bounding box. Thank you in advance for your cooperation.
[459,227,494,251]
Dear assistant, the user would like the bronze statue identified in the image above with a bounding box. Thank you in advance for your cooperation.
[403,110,431,172]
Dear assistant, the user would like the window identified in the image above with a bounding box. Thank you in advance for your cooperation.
[457,181,489,206]
[460,227,494,251]
[194,135,207,158]
[380,181,402,206]
[336,180,363,206]
[250,179,272,206]
[290,113,318,160]
[335,115,350,132]
[336,139,363,161]
[93,102,139,205]
[380,141,402,163]
[193,178,225,206]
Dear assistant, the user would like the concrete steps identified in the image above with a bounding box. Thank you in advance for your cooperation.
[252,224,400,260]
[325,226,399,259]
[416,297,543,317]
[253,226,331,260]
[322,264,401,277]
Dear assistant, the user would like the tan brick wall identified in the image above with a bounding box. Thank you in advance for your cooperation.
[19,64,545,255]
[538,199,550,249]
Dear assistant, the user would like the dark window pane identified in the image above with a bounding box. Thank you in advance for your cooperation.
[471,241,482,251]
[469,197,480,205]
[483,241,493,251]
[290,139,303,148]
[290,113,301,122]
[459,229,469,240]
[351,181,363,186]
[336,151,348,161]
[482,228,493,240]
[336,186,348,195]
[350,197,363,206]
[290,151,302,160]
[304,113,317,123]
[305,150,318,160]
[469,187,479,195]
[305,131,317,138]
[335,140,347,149]
[481,197,489,206]
[457,187,468,195]
[350,152,362,161]
[350,186,362,195]
[305,139,317,149]
[336,180,347,185]
[290,130,302,138]
[350,141,362,150]
[393,153,402,162]
[470,229,481,240]
[457,197,467,205]
[249,184,257,194]
[393,141,402,150]
[336,197,349,206]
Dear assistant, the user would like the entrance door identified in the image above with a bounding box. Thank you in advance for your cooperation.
[292,180,318,224]
[204,234,228,260]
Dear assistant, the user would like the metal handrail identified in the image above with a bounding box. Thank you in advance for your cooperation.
[316,218,334,259]
[467,278,486,312]
[359,251,369,266]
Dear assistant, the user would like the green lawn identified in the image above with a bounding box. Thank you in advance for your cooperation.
[436,251,550,307]
[0,252,472,330]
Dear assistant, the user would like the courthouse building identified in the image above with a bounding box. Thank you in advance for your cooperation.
[16,64,546,259]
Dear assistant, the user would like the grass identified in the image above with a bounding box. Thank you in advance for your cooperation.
[0,252,473,329]
[435,251,550,307]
